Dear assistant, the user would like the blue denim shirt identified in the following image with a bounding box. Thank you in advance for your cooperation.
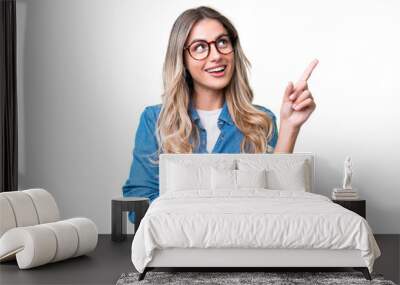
[122,100,278,224]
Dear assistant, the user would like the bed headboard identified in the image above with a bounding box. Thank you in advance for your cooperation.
[159,153,315,195]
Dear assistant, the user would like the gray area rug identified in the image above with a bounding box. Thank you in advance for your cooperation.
[116,271,396,285]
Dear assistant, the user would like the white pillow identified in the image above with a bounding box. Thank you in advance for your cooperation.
[211,168,236,190]
[211,168,268,190]
[166,161,210,191]
[237,159,310,192]
[266,161,307,191]
[236,169,268,189]
[166,160,236,192]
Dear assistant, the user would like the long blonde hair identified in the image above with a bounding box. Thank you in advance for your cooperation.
[152,6,274,163]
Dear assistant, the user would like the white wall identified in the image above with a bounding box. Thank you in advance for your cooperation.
[16,0,400,234]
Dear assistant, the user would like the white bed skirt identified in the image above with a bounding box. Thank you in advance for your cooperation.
[147,248,366,267]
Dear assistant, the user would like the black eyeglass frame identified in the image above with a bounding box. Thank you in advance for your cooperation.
[184,35,236,61]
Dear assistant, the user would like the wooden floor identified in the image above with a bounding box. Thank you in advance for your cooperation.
[0,234,398,285]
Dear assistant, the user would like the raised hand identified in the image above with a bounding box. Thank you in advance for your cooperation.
[280,59,319,130]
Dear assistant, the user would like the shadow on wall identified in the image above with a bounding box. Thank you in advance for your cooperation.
[16,0,28,189]
[17,0,70,206]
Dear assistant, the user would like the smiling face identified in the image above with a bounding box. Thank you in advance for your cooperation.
[184,18,235,94]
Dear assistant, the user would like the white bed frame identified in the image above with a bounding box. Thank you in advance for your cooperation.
[139,153,371,280]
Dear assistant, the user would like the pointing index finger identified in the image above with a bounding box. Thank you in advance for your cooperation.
[297,59,319,83]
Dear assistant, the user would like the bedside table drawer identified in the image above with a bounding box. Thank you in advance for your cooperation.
[332,200,366,219]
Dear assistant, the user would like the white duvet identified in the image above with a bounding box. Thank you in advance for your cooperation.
[131,190,381,273]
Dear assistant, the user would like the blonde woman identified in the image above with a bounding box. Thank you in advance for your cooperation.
[122,6,318,224]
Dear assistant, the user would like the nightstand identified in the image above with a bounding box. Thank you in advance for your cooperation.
[332,199,366,219]
[111,197,149,242]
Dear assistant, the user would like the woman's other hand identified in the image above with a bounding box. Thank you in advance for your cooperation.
[280,59,319,131]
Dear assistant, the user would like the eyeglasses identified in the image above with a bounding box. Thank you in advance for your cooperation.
[184,35,235,61]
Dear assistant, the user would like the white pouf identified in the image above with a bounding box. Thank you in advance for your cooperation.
[0,189,98,269]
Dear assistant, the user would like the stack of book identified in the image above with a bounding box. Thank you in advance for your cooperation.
[332,188,359,200]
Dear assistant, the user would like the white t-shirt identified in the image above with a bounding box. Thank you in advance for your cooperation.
[196,107,223,153]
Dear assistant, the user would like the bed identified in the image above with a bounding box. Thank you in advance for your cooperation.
[130,153,381,281]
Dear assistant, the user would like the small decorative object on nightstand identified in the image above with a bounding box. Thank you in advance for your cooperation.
[331,156,360,200]
[342,156,353,190]
[111,197,149,242]
[332,199,366,219]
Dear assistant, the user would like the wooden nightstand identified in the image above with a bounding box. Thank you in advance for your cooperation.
[332,199,366,219]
